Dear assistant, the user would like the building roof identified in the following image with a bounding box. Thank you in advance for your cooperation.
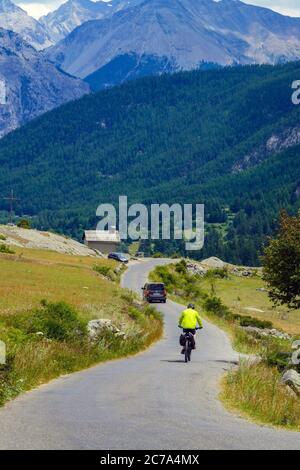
[84,230,120,243]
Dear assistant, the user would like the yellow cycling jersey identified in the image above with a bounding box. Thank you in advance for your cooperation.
[178,308,203,330]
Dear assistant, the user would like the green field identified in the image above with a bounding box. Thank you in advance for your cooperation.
[200,274,300,335]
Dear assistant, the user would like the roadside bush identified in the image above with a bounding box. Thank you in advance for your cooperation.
[0,234,6,241]
[261,336,293,371]
[239,316,273,329]
[94,265,117,281]
[265,351,291,371]
[10,301,87,342]
[94,265,111,276]
[204,296,274,331]
[128,306,142,321]
[203,296,232,319]
[143,304,163,322]
[205,267,229,279]
[153,266,176,290]
[175,260,187,275]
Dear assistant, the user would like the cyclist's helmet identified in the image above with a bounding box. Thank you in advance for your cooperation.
[187,303,195,309]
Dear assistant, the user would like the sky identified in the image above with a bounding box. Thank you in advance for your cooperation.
[14,0,300,20]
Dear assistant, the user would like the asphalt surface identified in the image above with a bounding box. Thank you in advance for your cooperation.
[0,258,299,450]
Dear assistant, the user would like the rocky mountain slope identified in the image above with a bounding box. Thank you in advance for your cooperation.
[47,0,300,86]
[40,0,144,43]
[0,0,53,49]
[40,0,113,43]
[0,28,89,138]
[0,224,96,256]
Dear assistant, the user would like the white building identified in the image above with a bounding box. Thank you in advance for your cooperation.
[83,228,120,254]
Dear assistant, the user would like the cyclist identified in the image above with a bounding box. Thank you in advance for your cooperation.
[178,303,203,353]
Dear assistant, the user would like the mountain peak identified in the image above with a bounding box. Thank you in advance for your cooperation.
[0,0,21,13]
[0,0,54,49]
[47,0,300,83]
[40,0,113,42]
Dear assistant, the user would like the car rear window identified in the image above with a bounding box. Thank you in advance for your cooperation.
[148,284,165,291]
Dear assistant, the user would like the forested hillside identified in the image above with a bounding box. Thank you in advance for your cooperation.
[0,62,300,265]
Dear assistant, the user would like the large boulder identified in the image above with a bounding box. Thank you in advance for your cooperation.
[132,299,145,310]
[186,263,208,276]
[281,370,300,396]
[201,257,226,269]
[87,319,126,341]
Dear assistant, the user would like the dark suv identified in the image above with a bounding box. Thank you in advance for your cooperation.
[142,283,167,303]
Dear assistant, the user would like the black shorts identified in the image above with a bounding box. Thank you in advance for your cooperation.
[183,329,196,334]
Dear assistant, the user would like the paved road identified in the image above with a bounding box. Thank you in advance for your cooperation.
[0,259,299,450]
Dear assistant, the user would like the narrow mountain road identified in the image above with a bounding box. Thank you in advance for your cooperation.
[0,259,299,450]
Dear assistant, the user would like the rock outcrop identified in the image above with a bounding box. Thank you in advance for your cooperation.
[241,326,292,342]
[87,319,127,341]
[0,224,96,256]
[281,370,300,396]
[0,28,89,138]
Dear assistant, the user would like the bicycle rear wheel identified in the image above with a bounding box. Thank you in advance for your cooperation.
[185,340,189,363]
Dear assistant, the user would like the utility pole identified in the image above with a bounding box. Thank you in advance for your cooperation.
[2,189,19,225]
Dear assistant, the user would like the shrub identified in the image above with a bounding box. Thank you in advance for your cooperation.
[17,219,31,229]
[239,316,273,329]
[0,244,15,254]
[153,252,163,258]
[265,351,291,371]
[94,265,116,281]
[143,304,163,322]
[128,306,142,321]
[11,301,87,342]
[261,336,293,371]
[204,296,273,330]
[203,296,232,319]
[0,234,6,241]
[175,260,187,275]
[206,267,229,279]
[94,265,111,277]
[153,266,176,290]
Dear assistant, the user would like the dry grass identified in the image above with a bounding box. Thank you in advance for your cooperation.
[222,361,300,430]
[0,247,117,317]
[201,275,300,335]
[0,246,163,406]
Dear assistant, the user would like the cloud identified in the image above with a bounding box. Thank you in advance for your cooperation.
[16,1,67,19]
[242,1,300,17]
